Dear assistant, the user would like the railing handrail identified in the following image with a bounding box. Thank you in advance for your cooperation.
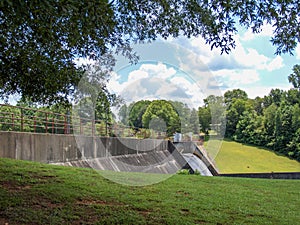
[0,104,167,138]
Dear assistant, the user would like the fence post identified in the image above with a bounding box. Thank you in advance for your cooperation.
[45,113,48,133]
[21,108,24,132]
[34,116,36,133]
[64,114,67,134]
[92,119,95,137]
[11,113,14,130]
[52,117,55,134]
[80,118,83,135]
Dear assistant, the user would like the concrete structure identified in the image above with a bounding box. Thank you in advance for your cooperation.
[0,131,217,175]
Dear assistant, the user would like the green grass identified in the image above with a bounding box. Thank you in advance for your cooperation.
[1,158,300,224]
[206,139,300,173]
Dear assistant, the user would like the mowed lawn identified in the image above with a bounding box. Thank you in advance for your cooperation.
[0,158,299,224]
[206,139,300,173]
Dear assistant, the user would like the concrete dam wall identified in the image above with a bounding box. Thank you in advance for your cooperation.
[0,131,217,175]
[0,131,168,162]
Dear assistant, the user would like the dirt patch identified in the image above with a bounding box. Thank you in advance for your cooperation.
[138,210,152,217]
[76,199,125,207]
[180,208,190,215]
[1,180,32,192]
[176,190,190,196]
[0,218,9,225]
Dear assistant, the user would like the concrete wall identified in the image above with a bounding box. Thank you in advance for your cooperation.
[0,131,168,163]
[220,172,300,180]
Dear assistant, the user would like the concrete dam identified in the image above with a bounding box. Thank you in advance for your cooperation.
[0,132,218,176]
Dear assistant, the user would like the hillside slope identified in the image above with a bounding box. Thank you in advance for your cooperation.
[206,139,300,173]
[0,158,299,224]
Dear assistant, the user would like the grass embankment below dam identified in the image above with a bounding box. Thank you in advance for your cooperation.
[0,158,299,224]
[206,139,300,173]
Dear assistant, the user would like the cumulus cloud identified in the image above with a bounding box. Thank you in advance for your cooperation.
[240,23,274,41]
[107,62,204,108]
[213,69,260,87]
[266,55,284,71]
[296,44,300,59]
[168,31,286,98]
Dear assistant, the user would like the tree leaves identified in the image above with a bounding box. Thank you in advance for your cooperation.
[1,0,299,103]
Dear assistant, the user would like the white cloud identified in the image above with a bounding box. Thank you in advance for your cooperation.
[296,44,300,59]
[213,69,260,86]
[224,84,293,99]
[234,46,269,69]
[266,55,284,71]
[139,63,176,79]
[241,23,274,41]
[128,70,149,82]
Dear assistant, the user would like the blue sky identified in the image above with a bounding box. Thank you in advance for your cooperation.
[108,23,300,108]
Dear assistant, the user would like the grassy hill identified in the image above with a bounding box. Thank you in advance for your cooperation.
[0,158,299,224]
[206,139,300,173]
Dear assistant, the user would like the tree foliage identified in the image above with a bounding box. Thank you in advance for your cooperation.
[128,100,151,129]
[219,85,300,161]
[198,106,211,133]
[288,64,300,90]
[142,100,180,136]
[1,0,300,103]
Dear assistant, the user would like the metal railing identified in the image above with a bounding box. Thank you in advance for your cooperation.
[0,104,166,138]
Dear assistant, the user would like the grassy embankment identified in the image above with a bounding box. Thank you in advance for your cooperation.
[206,139,300,173]
[1,158,299,224]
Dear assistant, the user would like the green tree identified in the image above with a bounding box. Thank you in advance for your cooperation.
[1,0,300,103]
[204,95,226,135]
[285,89,300,105]
[235,110,265,146]
[225,98,253,137]
[273,103,294,154]
[287,128,300,161]
[142,100,180,136]
[253,96,264,115]
[190,108,199,134]
[263,89,284,107]
[118,104,128,125]
[169,101,192,134]
[128,100,151,129]
[224,89,248,107]
[263,103,278,148]
[288,64,300,90]
[198,106,211,133]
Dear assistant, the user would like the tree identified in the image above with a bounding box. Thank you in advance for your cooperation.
[285,89,300,105]
[273,103,294,153]
[169,101,192,134]
[263,89,284,107]
[263,103,278,148]
[225,98,253,137]
[203,95,226,135]
[288,64,300,90]
[253,97,264,115]
[189,108,199,134]
[142,100,180,136]
[128,100,151,129]
[1,0,300,103]
[235,110,265,146]
[224,89,248,107]
[287,128,300,161]
[198,106,211,133]
[118,104,128,125]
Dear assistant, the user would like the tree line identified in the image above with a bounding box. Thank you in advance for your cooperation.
[118,100,199,137]
[199,65,300,162]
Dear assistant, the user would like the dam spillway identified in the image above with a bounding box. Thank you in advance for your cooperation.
[0,132,218,176]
